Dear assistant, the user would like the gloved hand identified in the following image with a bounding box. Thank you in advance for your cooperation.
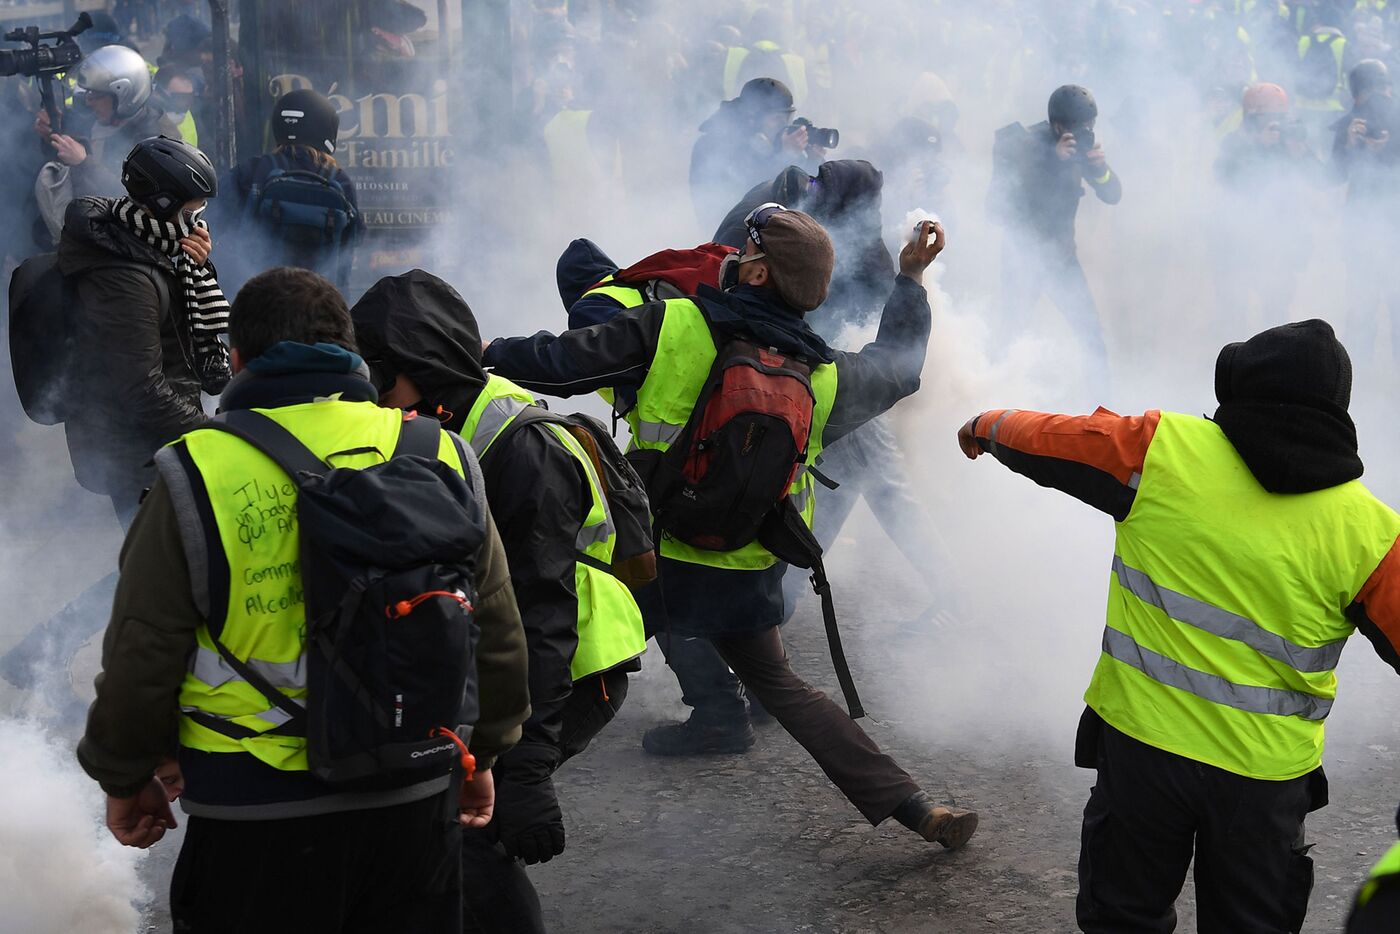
[491,742,565,865]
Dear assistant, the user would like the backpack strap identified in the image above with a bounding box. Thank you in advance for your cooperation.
[210,409,329,482]
[391,412,442,459]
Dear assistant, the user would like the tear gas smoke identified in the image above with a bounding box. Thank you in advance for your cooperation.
[0,719,146,934]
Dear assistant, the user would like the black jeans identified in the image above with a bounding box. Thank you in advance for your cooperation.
[170,790,462,934]
[461,668,630,934]
[1076,717,1322,934]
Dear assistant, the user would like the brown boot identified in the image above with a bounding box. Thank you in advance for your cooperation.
[892,791,980,849]
[916,805,980,849]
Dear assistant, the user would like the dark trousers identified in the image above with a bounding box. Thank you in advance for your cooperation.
[170,792,462,934]
[654,631,749,724]
[706,625,920,824]
[461,668,630,934]
[1077,721,1321,934]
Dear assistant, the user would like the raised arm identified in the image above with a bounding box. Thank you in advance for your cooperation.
[957,407,1162,521]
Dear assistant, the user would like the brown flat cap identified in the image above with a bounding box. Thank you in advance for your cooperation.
[760,209,834,313]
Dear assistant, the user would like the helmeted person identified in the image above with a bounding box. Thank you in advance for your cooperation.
[1330,59,1400,359]
[690,77,828,232]
[76,266,531,933]
[1212,82,1324,329]
[1,136,229,703]
[988,84,1121,385]
[1348,804,1400,933]
[349,270,647,934]
[956,319,1400,932]
[210,89,363,294]
[484,208,980,848]
[32,44,181,224]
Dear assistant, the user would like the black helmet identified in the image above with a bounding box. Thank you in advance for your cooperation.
[1350,59,1392,100]
[1048,84,1098,127]
[121,136,217,220]
[736,77,795,114]
[272,89,340,155]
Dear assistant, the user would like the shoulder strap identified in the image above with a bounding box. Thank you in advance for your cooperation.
[209,409,328,482]
[391,412,442,459]
[477,404,570,467]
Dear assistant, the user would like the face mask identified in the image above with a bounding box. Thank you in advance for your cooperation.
[176,203,206,237]
[718,251,766,292]
[167,110,190,127]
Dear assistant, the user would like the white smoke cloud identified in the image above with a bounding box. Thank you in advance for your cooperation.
[0,719,146,934]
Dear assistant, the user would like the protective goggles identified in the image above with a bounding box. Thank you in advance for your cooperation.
[743,201,788,250]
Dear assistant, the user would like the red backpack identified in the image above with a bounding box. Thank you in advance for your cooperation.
[637,337,816,553]
[627,334,867,719]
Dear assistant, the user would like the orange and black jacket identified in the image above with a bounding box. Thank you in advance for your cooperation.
[967,406,1400,672]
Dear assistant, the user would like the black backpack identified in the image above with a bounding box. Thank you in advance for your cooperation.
[8,253,170,425]
[201,410,486,784]
[481,406,657,591]
[244,153,356,279]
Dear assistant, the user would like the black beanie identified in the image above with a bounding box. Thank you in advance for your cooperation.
[272,89,340,155]
[1214,319,1352,414]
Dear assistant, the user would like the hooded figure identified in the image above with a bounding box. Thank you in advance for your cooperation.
[1213,318,1363,494]
[350,270,640,934]
[713,159,891,331]
[959,317,1400,934]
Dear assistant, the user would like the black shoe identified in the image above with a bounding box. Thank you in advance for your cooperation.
[642,715,756,756]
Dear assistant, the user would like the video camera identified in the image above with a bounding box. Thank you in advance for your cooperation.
[0,13,92,130]
[790,116,839,150]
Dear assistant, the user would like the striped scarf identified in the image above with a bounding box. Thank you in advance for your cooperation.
[113,197,232,393]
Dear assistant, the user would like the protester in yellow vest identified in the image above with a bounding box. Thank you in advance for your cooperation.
[350,269,646,932]
[1348,803,1400,932]
[957,319,1400,932]
[485,210,979,849]
[77,267,530,932]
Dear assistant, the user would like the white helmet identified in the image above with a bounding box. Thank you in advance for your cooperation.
[74,45,152,119]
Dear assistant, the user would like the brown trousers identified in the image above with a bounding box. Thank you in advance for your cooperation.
[712,625,921,824]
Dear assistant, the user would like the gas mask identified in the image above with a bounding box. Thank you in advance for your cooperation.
[718,250,766,292]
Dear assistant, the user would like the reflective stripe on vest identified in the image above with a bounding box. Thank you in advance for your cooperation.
[461,376,646,679]
[623,298,838,572]
[1357,840,1400,909]
[1084,413,1400,780]
[169,401,466,771]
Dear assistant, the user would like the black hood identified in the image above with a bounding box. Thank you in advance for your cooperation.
[1212,319,1363,493]
[349,269,486,430]
[801,159,885,220]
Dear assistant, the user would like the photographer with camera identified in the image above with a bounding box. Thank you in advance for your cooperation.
[988,84,1121,385]
[690,77,831,231]
[31,44,180,239]
[1331,59,1400,360]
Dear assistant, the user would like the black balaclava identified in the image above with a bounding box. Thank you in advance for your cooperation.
[1212,318,1363,493]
